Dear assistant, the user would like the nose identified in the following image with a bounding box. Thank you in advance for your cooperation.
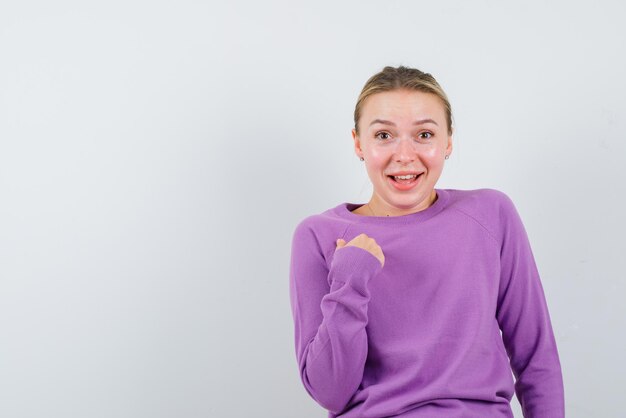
[394,136,418,162]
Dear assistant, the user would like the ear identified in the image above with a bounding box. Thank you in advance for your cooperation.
[352,128,363,158]
[445,132,453,156]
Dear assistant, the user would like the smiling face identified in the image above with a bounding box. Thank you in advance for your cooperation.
[352,88,453,216]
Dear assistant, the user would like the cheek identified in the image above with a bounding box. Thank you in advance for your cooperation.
[367,147,387,160]
[421,146,440,158]
[421,147,444,165]
[365,149,388,168]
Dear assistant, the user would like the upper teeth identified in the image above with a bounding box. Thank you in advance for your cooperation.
[394,174,417,179]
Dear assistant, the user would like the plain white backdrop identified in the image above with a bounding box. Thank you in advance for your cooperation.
[1,1,625,417]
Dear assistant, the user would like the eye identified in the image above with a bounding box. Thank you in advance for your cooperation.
[375,131,391,141]
[418,132,433,140]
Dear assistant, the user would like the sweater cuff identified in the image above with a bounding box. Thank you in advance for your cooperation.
[329,245,383,293]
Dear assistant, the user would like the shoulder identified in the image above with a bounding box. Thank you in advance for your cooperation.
[444,188,521,243]
[290,205,353,261]
[446,187,517,215]
[292,205,345,237]
[446,187,512,207]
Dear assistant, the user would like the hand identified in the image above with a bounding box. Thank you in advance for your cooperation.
[336,233,385,268]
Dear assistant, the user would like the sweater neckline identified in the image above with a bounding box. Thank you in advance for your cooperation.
[336,188,450,224]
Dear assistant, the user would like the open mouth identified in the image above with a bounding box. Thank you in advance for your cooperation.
[387,173,423,184]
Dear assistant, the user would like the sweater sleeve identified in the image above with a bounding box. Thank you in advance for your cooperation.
[289,222,383,414]
[495,193,565,418]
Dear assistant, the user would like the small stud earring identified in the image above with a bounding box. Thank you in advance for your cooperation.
[359,157,364,161]
[445,155,449,160]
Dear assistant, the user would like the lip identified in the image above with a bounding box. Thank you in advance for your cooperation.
[387,172,423,191]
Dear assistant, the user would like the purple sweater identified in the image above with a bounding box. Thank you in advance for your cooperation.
[289,188,564,418]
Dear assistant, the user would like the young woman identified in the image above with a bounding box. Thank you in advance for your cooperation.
[289,66,565,418]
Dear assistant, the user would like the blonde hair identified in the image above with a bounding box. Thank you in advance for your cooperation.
[354,66,453,135]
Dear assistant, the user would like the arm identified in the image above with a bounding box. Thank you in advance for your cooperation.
[495,193,565,417]
[289,222,382,413]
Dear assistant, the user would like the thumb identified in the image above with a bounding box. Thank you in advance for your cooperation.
[336,238,346,248]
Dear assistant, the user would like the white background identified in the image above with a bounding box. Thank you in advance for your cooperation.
[1,1,624,417]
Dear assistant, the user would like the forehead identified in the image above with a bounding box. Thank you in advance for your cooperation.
[361,89,446,122]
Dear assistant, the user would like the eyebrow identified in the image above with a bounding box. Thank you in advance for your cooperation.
[369,118,439,127]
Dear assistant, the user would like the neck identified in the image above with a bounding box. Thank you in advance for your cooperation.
[367,189,437,217]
